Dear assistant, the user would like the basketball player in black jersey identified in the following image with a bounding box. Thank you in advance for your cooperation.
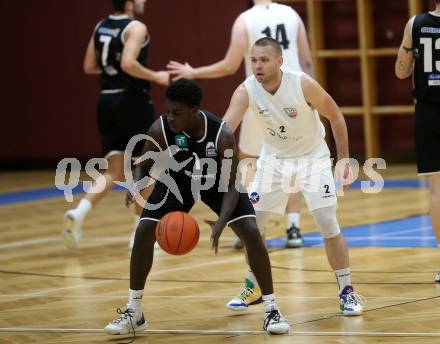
[104,79,290,335]
[62,0,169,251]
[396,0,440,282]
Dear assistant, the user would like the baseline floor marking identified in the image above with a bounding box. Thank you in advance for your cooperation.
[0,235,235,250]
[0,328,439,337]
[1,249,289,301]
[0,294,430,300]
[27,280,111,297]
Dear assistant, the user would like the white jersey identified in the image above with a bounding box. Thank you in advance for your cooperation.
[240,3,302,77]
[243,70,326,158]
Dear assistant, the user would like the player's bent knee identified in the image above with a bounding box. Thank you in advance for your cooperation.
[311,205,341,239]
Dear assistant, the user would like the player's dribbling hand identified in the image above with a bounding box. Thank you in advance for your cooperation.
[205,219,225,255]
[167,61,195,81]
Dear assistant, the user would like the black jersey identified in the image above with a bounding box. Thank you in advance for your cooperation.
[94,15,150,92]
[159,111,226,197]
[412,12,440,104]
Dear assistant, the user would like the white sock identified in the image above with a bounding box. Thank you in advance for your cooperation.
[128,289,143,311]
[72,199,92,220]
[335,268,352,294]
[262,293,277,312]
[287,213,300,228]
[246,269,260,288]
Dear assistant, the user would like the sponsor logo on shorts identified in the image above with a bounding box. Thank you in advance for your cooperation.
[283,107,298,119]
[206,141,217,157]
[249,192,260,204]
[175,134,188,148]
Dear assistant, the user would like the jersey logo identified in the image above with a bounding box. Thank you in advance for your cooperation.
[249,192,260,204]
[283,107,298,119]
[258,106,270,117]
[205,142,217,157]
[175,135,188,148]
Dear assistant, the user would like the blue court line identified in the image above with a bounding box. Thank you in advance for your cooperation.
[0,179,429,206]
[0,184,126,205]
[266,214,435,248]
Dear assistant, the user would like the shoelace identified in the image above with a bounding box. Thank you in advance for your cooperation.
[345,292,366,307]
[238,287,255,301]
[287,225,301,238]
[263,310,281,330]
[114,308,136,343]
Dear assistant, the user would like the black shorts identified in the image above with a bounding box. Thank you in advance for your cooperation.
[140,182,256,226]
[415,101,440,174]
[97,91,155,157]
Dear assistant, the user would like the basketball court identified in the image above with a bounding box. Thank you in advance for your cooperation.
[3,0,440,342]
[1,165,440,343]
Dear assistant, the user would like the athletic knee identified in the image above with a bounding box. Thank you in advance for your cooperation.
[311,205,341,239]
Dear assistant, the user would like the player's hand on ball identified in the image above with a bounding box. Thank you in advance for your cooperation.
[205,219,225,255]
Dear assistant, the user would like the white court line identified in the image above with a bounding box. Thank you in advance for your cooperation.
[2,250,288,299]
[309,226,434,247]
[1,328,440,337]
[0,226,433,250]
[0,294,429,300]
[0,236,60,249]
[0,235,236,250]
[306,236,436,241]
[27,280,112,297]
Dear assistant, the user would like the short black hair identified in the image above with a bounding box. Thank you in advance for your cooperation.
[165,79,203,108]
[254,37,283,56]
[111,0,129,12]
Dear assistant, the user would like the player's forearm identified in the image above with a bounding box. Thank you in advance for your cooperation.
[395,56,413,79]
[217,185,240,226]
[122,60,160,82]
[84,66,102,75]
[300,60,313,77]
[193,60,238,79]
[329,115,350,160]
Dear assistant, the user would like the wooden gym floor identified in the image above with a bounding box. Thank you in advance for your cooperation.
[1,165,440,343]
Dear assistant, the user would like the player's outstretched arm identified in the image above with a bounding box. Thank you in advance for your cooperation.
[301,74,349,161]
[223,84,249,132]
[207,125,240,254]
[301,74,352,187]
[121,22,169,86]
[167,16,248,81]
[395,17,415,79]
[83,33,102,75]
[296,14,313,77]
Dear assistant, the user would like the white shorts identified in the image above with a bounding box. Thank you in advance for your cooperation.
[238,109,263,157]
[248,142,337,214]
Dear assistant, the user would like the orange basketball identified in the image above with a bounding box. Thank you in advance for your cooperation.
[155,211,200,255]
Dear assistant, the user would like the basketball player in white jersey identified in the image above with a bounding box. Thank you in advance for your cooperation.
[167,0,312,249]
[223,37,364,315]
